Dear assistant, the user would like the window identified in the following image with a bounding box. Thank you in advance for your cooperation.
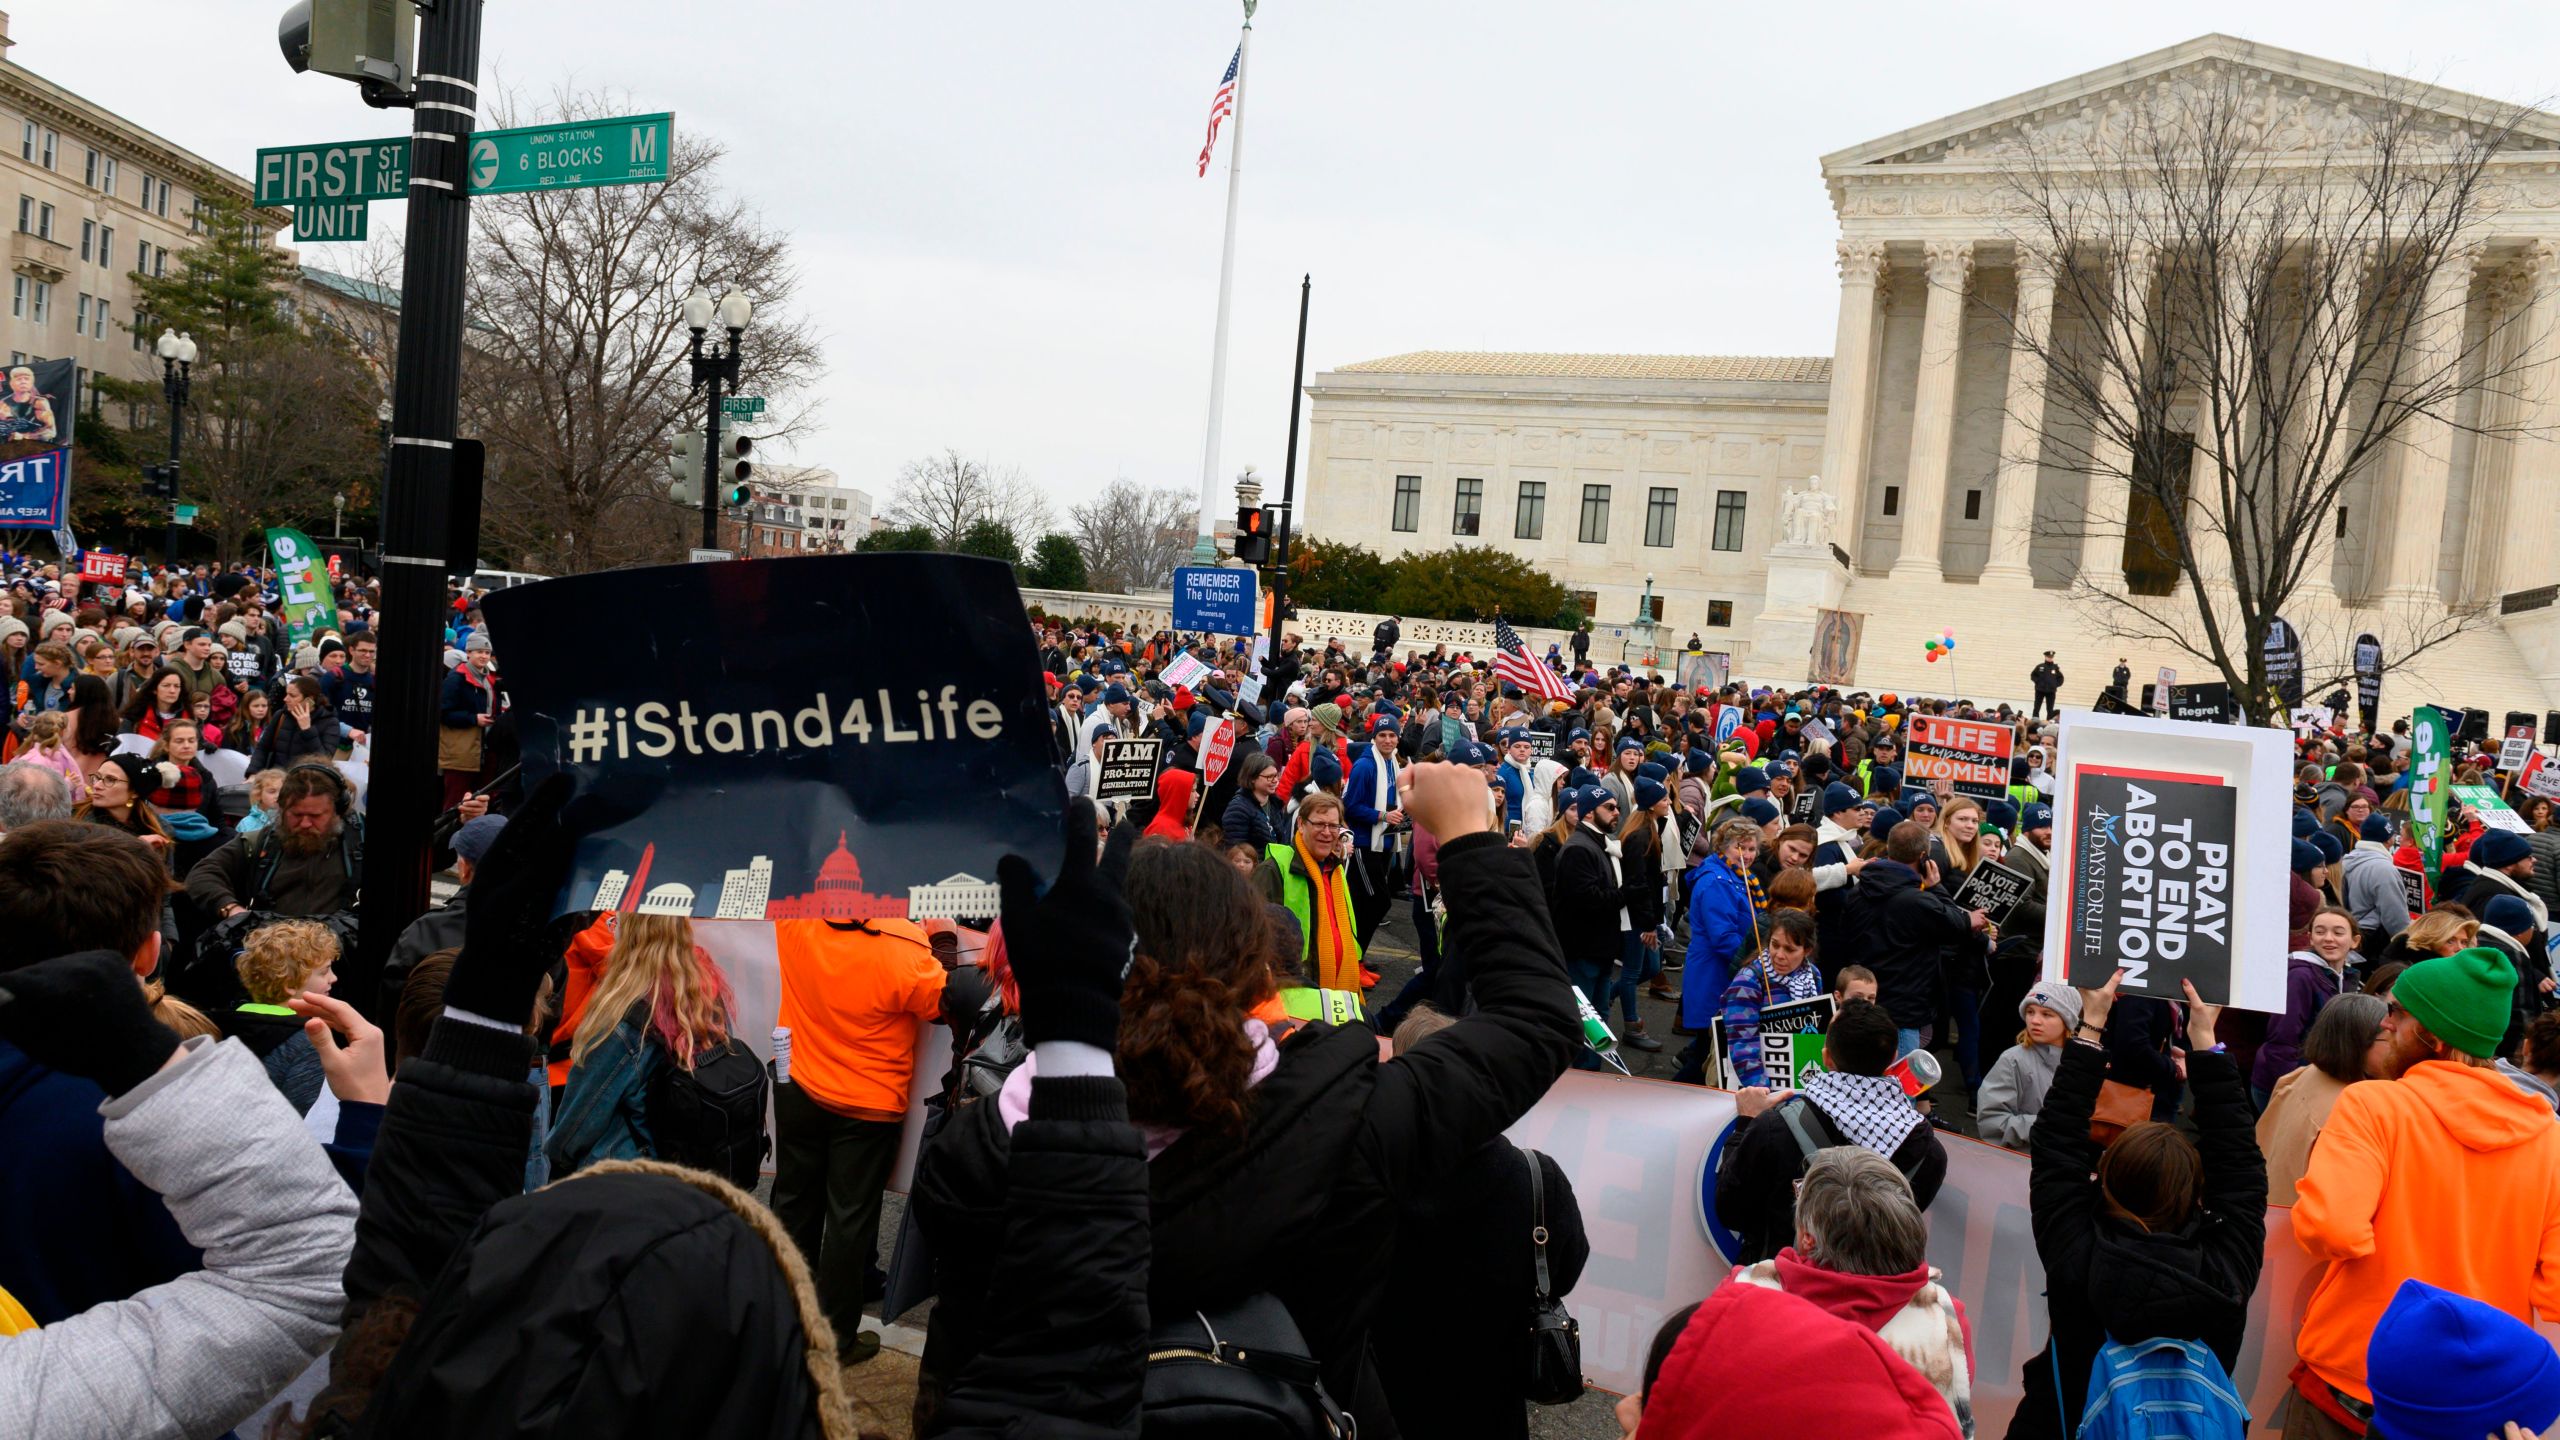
[1645,487,1678,547]
[96,225,110,271]
[1514,480,1545,539]
[17,122,31,161]
[1452,477,1482,536]
[83,148,98,187]
[78,219,92,262]
[1391,474,1420,532]
[30,282,50,325]
[1712,490,1747,551]
[1709,600,1733,627]
[1579,484,1610,544]
[34,203,51,241]
[2336,505,2349,539]
[8,277,21,319]
[73,294,86,335]
[1882,484,1901,516]
[38,130,54,171]
[154,178,170,217]
[1963,488,1982,521]
[100,156,117,195]
[1574,590,1600,619]
[13,196,25,233]
[90,300,105,341]
[152,246,165,277]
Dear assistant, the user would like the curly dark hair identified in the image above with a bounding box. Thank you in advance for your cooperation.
[1116,836,1278,1138]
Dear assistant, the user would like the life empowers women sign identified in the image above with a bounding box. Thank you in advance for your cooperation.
[2041,707,2292,1010]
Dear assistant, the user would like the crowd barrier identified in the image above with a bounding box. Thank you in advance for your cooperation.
[657,928,2560,1430]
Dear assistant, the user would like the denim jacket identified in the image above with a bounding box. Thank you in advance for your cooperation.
[545,1008,659,1176]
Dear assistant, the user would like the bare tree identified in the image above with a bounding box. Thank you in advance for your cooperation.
[1979,64,2541,724]
[882,450,1052,547]
[1069,478,1197,593]
[460,88,822,575]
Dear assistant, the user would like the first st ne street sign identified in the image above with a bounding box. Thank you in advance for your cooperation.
[255,113,674,206]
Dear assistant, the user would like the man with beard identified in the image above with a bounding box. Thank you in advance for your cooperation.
[185,764,361,921]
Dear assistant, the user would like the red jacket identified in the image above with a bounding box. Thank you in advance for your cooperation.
[1638,1281,1961,1440]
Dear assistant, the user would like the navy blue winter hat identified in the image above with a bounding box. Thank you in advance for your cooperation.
[1310,747,1344,789]
[1567,766,1598,792]
[1870,806,1905,836]
[1869,766,1904,796]
[1615,735,1645,753]
[1822,782,1865,816]
[1575,784,1617,816]
[2473,828,2532,870]
[1633,777,1668,810]
[1985,799,2018,831]
[2483,894,2539,939]
[2291,839,2325,876]
[1683,750,1715,776]
[2292,807,2319,838]
[1636,761,1669,783]
[2361,812,2398,844]
[1734,767,1770,795]
[2368,1278,2560,1440]
[2022,803,2053,831]
[2308,830,2345,867]
[1901,789,1934,813]
[1740,797,1782,826]
[1101,684,1132,707]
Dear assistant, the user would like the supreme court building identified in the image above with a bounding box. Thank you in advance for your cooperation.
[1303,35,2560,719]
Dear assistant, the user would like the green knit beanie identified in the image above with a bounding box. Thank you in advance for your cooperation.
[2395,946,2519,1059]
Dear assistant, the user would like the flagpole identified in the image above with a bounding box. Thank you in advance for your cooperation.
[1192,1,1255,562]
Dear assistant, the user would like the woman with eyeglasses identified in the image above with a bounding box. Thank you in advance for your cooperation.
[1253,789,1363,992]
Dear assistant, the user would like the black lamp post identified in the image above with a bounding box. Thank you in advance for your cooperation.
[680,286,753,550]
[153,327,197,565]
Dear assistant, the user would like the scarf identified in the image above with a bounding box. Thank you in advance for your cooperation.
[1294,834,1357,986]
[1801,1069,1923,1156]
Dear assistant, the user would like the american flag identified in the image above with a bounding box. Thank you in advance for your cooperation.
[1197,45,1240,177]
[1493,617,1574,704]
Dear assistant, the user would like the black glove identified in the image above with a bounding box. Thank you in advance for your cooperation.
[995,797,1136,1052]
[0,950,182,1096]
[447,773,578,1026]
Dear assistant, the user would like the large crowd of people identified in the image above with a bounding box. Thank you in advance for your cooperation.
[12,570,2560,1439]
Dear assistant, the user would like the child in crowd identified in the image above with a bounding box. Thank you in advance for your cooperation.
[221,919,341,1114]
[1975,981,2080,1150]
[1717,910,1824,1088]
[15,709,83,802]
[1833,963,1879,1007]
[235,768,285,837]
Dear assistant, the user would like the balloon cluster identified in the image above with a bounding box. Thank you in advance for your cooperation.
[1922,629,1957,664]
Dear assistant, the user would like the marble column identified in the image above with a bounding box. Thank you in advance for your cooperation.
[2291,242,2366,607]
[1815,239,1889,568]
[2460,265,2532,605]
[2499,239,2560,601]
[2378,243,2481,607]
[1890,240,1974,582]
[1980,252,2055,588]
[2079,243,2156,592]
[2187,242,2259,598]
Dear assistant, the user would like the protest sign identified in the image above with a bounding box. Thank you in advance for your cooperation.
[1238,674,1264,706]
[1954,858,2035,927]
[1199,717,1236,784]
[1159,650,1211,690]
[2153,666,2174,715]
[2167,682,2235,724]
[1170,565,1256,634]
[483,553,1066,920]
[1710,992,1833,1089]
[0,358,73,529]
[2411,706,2455,885]
[2043,708,2290,1009]
[1904,714,2013,799]
[1524,729,1556,760]
[2263,614,2304,709]
[2454,783,2531,835]
[2353,632,2384,732]
[1787,789,1821,826]
[267,528,339,646]
[1713,705,1740,745]
[2523,750,2560,802]
[1801,717,1834,745]
[2500,723,2536,773]
[78,551,126,586]
[2397,866,2429,915]
[1094,735,1164,802]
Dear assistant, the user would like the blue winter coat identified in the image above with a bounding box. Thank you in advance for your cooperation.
[545,1009,660,1176]
[1683,858,1762,1027]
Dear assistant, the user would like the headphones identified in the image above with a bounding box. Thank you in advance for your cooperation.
[283,761,356,820]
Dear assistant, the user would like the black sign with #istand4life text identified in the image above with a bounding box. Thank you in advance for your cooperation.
[483,552,1066,921]
[2063,764,2240,1001]
[1095,736,1165,802]
[1954,858,2035,927]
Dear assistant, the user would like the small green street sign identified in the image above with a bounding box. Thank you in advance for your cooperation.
[293,201,369,242]
[255,136,410,206]
[173,504,199,527]
[721,395,766,418]
[466,112,673,196]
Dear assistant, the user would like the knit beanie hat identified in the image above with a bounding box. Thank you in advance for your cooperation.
[1310,701,1343,737]
[2308,829,2344,867]
[2361,812,2397,844]
[2021,980,2083,1030]
[1734,766,1770,795]
[2368,1278,2560,1440]
[1633,777,1667,810]
[1870,806,1904,836]
[2291,839,2324,877]
[1740,797,1781,826]
[2472,828,2532,870]
[37,608,69,636]
[2395,947,2520,1059]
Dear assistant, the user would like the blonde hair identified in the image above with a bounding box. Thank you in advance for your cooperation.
[246,769,285,809]
[145,978,221,1041]
[23,710,63,746]
[1934,795,1987,874]
[237,919,340,1005]
[2405,906,2479,958]
[570,913,732,1071]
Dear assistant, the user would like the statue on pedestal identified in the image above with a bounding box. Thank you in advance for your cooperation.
[1778,476,1837,549]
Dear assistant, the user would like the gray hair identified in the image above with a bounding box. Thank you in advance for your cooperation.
[0,762,73,832]
[2302,992,2387,1084]
[1795,1146,1927,1277]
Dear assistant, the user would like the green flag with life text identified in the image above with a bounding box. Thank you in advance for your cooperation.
[2410,704,2453,893]
[266,527,338,647]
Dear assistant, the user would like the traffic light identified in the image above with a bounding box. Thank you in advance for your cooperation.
[1233,505,1273,564]
[667,430,703,506]
[277,0,416,94]
[141,463,177,499]
[718,431,752,502]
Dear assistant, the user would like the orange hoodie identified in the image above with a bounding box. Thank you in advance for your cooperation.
[2292,1059,2560,1400]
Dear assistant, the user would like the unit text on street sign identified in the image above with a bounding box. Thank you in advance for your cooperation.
[722,395,766,418]
[294,201,369,242]
[255,136,410,206]
[466,112,673,196]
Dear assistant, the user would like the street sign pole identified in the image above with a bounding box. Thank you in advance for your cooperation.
[352,0,483,1019]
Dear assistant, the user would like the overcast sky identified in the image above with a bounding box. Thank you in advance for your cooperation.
[28,2,2560,520]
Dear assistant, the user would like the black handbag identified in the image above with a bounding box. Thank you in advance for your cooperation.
[1523,1147,1585,1405]
[1143,1293,1355,1438]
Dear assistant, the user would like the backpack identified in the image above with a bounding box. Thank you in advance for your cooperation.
[2071,1335,2248,1440]
[645,1036,772,1189]
[1143,1292,1355,1439]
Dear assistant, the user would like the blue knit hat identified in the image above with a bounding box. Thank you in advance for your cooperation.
[1740,797,1781,826]
[1734,766,1770,795]
[1636,761,1669,783]
[1822,781,1865,816]
[1575,784,1617,816]
[2308,829,2344,866]
[1985,799,2018,832]
[1683,749,1715,776]
[2293,807,2319,838]
[1615,735,1645,753]
[1871,806,1905,836]
[1633,777,1668,810]
[2474,828,2532,870]
[2362,812,2397,844]
[2022,803,2053,831]
[2291,838,2324,876]
[2368,1278,2560,1440]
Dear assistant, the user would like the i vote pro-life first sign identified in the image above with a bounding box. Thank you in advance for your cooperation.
[484,553,1066,922]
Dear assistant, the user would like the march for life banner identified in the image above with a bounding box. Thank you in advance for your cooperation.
[483,553,1066,920]
[0,357,73,529]
[2041,708,2291,1010]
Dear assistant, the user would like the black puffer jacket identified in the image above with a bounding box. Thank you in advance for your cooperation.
[1851,858,1976,1030]
[2006,1041,2265,1439]
[912,834,1580,1439]
[1551,823,1648,966]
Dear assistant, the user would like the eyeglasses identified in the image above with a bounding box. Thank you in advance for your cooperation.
[1302,819,1343,832]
